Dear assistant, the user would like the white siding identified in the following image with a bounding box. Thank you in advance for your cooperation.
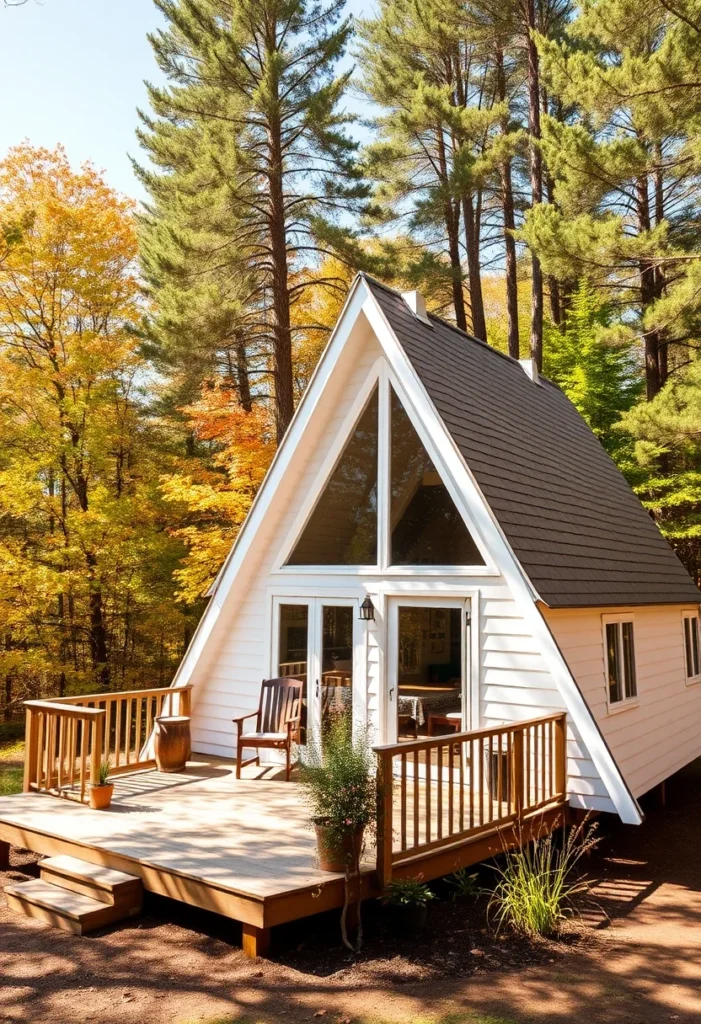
[544,604,701,799]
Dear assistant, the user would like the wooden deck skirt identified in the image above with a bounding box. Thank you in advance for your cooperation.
[0,709,568,957]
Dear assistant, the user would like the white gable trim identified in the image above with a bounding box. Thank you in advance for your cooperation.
[361,285,642,825]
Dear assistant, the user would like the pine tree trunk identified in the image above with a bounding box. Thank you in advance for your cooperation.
[235,332,253,412]
[542,88,561,327]
[268,110,294,444]
[525,0,544,370]
[437,129,468,332]
[496,46,519,360]
[462,192,487,341]
[636,172,662,399]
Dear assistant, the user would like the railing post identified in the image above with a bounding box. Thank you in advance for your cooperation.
[23,707,39,793]
[511,728,525,821]
[554,713,567,800]
[180,686,192,718]
[375,750,393,889]
[90,712,105,789]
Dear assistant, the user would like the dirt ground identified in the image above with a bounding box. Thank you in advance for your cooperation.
[3,761,701,1024]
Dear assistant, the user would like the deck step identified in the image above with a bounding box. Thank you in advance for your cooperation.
[4,878,139,935]
[39,855,143,910]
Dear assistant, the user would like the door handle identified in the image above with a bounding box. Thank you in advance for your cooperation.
[389,687,395,701]
[315,679,319,698]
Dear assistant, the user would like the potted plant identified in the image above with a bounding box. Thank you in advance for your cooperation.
[382,876,436,935]
[299,716,375,950]
[88,760,114,810]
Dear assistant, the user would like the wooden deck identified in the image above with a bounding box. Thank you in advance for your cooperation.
[0,746,566,956]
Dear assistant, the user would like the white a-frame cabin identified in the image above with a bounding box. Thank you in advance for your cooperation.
[175,274,701,827]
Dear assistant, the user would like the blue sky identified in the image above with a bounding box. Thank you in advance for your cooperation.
[1,0,372,202]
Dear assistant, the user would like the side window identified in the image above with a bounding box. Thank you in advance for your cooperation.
[604,619,637,707]
[683,612,701,682]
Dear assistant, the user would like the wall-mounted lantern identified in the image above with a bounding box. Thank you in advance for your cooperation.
[359,596,375,622]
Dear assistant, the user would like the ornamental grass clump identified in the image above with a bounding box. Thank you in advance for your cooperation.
[299,716,376,951]
[488,818,599,939]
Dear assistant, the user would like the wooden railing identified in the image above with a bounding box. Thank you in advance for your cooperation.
[23,685,192,802]
[374,713,567,886]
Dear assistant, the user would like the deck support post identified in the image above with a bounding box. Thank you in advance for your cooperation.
[242,923,271,959]
[0,840,10,871]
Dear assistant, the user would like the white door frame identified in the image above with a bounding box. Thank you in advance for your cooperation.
[384,593,477,745]
[269,592,364,751]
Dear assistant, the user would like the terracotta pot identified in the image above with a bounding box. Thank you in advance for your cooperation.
[315,823,364,872]
[154,715,190,773]
[88,782,114,810]
[388,902,428,936]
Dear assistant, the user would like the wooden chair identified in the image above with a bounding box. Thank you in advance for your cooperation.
[233,678,303,782]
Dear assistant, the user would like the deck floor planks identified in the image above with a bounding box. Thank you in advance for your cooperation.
[0,758,366,900]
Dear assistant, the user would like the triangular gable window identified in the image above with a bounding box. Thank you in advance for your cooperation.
[390,388,484,566]
[287,387,378,565]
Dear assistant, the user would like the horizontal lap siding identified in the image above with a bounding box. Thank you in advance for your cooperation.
[190,332,382,757]
[479,595,610,812]
[544,605,701,799]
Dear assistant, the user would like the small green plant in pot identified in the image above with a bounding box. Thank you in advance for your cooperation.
[382,876,436,935]
[299,716,375,951]
[88,760,114,810]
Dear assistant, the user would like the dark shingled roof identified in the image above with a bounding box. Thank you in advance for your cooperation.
[365,276,701,608]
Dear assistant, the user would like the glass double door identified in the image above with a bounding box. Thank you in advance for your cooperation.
[276,598,358,749]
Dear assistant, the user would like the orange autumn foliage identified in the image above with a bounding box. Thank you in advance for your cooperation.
[161,384,276,603]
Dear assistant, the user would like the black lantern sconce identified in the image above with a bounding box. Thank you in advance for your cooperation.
[359,596,375,622]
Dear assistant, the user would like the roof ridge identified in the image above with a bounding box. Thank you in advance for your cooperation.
[358,271,555,379]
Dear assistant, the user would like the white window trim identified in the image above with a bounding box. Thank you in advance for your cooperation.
[602,614,639,714]
[273,358,497,577]
[682,609,701,685]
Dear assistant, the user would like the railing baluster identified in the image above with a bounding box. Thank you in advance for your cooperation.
[425,748,431,844]
[413,748,419,850]
[459,737,465,832]
[115,698,122,770]
[35,712,45,791]
[400,752,407,852]
[469,737,474,829]
[436,740,443,840]
[448,741,454,836]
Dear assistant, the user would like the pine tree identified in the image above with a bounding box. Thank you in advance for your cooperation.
[621,359,701,584]
[544,283,642,455]
[358,0,508,338]
[137,0,369,442]
[524,0,701,399]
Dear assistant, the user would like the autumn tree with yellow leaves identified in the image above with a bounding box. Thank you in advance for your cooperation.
[0,145,196,710]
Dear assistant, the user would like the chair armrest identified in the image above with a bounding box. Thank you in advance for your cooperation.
[233,711,258,731]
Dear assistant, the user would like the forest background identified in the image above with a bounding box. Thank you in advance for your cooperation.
[1,0,701,718]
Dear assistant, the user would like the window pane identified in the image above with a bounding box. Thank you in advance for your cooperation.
[321,606,353,733]
[287,389,378,565]
[396,606,462,742]
[693,617,700,678]
[606,622,622,704]
[278,604,308,743]
[390,389,484,566]
[685,617,694,678]
[621,621,637,699]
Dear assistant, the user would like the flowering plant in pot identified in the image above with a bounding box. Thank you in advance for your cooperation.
[299,716,376,950]
[382,876,436,935]
[88,760,114,810]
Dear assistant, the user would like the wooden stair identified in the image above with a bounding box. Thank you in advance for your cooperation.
[5,855,143,935]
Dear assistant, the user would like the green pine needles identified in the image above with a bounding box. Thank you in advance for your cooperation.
[488,819,599,938]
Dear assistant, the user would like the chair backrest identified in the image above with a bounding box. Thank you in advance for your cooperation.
[258,678,303,734]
